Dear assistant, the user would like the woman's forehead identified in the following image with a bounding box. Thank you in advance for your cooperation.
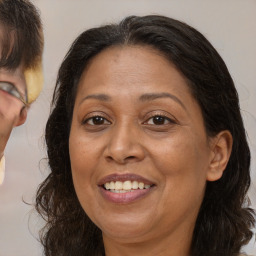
[78,45,191,99]
[74,45,203,122]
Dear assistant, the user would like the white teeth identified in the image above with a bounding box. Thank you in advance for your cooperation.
[132,181,139,189]
[138,182,144,189]
[109,181,115,190]
[105,182,110,190]
[115,181,123,190]
[123,180,132,190]
[110,189,132,193]
[103,180,152,191]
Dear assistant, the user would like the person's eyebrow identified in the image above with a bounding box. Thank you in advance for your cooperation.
[79,94,111,105]
[139,92,186,111]
[79,92,186,111]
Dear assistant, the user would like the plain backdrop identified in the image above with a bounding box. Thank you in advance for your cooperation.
[0,0,255,255]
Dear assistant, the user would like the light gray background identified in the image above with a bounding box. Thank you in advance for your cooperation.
[0,0,255,255]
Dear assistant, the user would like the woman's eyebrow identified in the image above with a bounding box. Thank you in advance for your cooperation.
[79,94,111,105]
[139,92,187,111]
[79,92,187,110]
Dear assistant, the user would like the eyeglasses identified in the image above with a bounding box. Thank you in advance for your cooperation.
[0,81,27,106]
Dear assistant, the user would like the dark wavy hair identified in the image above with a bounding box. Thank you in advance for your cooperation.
[35,15,255,256]
[0,0,43,70]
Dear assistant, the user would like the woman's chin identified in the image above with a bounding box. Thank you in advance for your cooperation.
[98,216,155,241]
[102,226,149,242]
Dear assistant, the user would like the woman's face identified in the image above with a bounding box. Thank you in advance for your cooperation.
[69,46,214,245]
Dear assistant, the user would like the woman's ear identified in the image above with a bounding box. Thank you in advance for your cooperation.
[15,107,27,127]
[206,130,233,181]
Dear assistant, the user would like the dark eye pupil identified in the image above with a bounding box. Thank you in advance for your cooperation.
[153,116,165,125]
[93,116,104,125]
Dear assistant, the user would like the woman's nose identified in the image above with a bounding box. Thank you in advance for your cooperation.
[104,124,145,164]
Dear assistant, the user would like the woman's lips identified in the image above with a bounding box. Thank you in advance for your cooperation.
[98,173,155,204]
[99,185,154,204]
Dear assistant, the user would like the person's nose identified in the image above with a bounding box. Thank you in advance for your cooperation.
[104,123,145,164]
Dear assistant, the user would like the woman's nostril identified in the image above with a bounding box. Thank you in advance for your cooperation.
[126,156,136,160]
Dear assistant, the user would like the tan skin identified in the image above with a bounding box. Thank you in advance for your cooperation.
[69,46,232,256]
[0,65,27,159]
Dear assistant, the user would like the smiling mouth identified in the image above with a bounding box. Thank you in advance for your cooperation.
[103,180,153,193]
[98,174,156,203]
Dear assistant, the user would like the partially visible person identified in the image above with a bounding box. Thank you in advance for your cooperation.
[0,0,44,185]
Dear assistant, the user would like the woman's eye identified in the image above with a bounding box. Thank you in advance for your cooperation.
[145,115,173,125]
[85,116,111,126]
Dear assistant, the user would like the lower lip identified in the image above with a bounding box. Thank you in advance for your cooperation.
[99,186,154,204]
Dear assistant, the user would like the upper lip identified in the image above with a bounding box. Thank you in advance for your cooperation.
[98,173,155,186]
